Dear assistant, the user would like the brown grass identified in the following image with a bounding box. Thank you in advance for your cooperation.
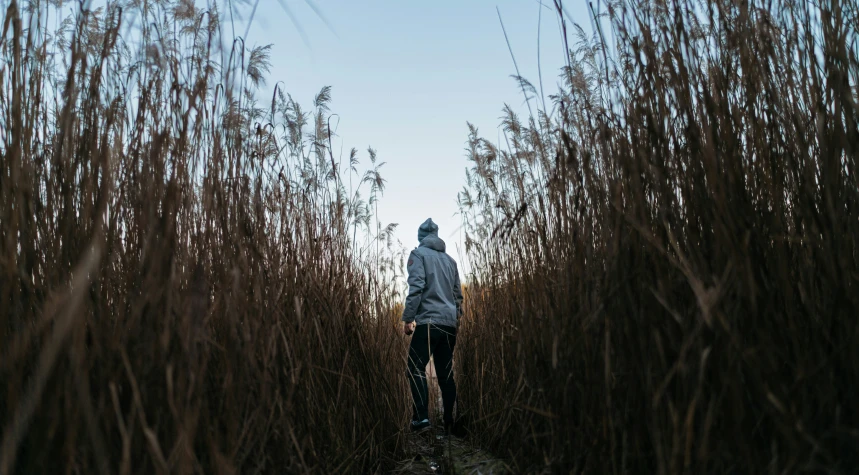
[0,1,409,473]
[457,0,859,473]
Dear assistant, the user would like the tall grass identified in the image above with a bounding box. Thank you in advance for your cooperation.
[457,0,858,472]
[0,1,409,473]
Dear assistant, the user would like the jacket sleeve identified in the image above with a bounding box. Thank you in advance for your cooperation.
[402,251,425,323]
[453,261,464,320]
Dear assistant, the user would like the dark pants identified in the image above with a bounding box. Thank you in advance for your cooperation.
[407,324,457,424]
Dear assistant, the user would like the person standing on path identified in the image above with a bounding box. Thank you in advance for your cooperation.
[402,218,463,434]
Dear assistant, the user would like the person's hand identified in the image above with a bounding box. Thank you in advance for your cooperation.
[404,321,416,336]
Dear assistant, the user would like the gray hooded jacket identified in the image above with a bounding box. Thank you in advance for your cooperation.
[401,218,463,328]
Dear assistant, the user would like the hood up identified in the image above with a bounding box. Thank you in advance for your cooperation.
[420,235,446,252]
[418,218,446,252]
[418,218,439,241]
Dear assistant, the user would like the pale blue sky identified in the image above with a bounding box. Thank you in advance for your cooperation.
[235,0,592,277]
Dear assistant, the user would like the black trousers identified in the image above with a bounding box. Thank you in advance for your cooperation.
[407,324,457,424]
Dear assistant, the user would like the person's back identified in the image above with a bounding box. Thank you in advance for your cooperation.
[402,218,463,434]
[402,226,461,328]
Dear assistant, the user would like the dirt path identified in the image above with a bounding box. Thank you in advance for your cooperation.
[393,426,509,474]
[392,364,508,473]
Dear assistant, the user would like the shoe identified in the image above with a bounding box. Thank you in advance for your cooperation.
[410,418,431,433]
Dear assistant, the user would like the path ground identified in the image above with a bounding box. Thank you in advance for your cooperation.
[393,360,509,473]
[393,426,510,474]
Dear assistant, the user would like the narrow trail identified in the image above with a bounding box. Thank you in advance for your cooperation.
[393,427,509,474]
[393,374,508,474]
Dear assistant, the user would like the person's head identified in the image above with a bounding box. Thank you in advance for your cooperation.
[418,218,438,242]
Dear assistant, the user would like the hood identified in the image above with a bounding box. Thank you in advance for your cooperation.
[418,218,446,252]
[418,218,439,241]
[420,235,447,252]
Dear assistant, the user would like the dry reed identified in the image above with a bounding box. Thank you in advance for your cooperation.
[0,1,410,473]
[457,0,859,473]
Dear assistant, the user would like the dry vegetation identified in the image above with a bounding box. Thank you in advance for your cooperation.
[0,1,410,473]
[458,0,858,473]
[4,0,859,473]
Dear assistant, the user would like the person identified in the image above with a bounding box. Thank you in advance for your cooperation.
[402,218,464,435]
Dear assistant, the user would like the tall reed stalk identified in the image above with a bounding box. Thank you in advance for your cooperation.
[0,1,409,473]
[457,0,858,472]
